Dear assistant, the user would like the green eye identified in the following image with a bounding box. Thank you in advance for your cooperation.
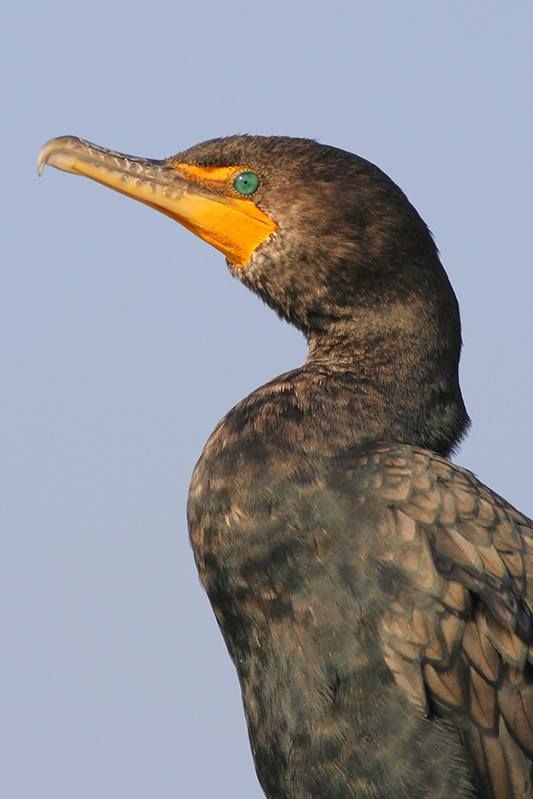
[233,171,260,196]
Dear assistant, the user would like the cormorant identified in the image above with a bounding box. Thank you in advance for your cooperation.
[38,134,533,798]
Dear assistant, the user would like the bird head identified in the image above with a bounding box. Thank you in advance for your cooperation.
[38,134,455,337]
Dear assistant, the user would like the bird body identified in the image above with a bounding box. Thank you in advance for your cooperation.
[39,134,533,798]
[188,397,480,798]
[188,367,533,799]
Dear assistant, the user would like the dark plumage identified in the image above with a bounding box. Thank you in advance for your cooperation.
[40,133,533,798]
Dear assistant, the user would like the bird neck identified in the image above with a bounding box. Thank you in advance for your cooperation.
[299,305,469,457]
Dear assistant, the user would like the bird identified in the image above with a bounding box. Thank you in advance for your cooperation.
[38,133,533,799]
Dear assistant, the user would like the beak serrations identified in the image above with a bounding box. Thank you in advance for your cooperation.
[37,136,168,180]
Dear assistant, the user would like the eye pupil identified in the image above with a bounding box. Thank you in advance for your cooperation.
[233,171,260,196]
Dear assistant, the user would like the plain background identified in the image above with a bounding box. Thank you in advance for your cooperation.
[3,2,532,797]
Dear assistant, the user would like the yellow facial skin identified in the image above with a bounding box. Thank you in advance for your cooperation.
[37,137,278,267]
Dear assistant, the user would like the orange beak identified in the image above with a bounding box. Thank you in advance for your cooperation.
[38,136,277,267]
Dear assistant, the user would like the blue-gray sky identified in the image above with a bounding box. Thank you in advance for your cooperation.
[3,2,533,797]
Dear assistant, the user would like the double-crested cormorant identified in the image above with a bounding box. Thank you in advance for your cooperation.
[38,134,533,798]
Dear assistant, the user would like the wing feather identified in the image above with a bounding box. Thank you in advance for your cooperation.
[354,444,533,798]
